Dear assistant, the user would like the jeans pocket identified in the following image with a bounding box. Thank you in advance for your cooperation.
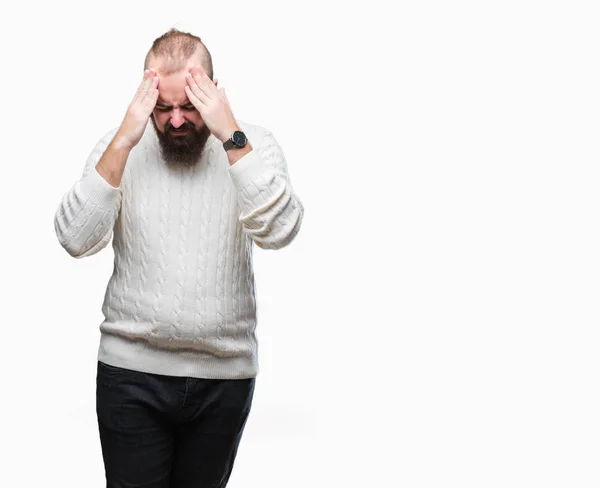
[98,361,127,372]
[97,361,136,391]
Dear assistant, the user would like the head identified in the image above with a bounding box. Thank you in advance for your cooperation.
[145,29,215,168]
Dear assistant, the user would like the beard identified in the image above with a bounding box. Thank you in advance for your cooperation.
[151,116,211,168]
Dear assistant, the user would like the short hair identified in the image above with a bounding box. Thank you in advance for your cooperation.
[144,28,213,79]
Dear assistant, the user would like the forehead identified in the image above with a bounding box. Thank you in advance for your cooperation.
[154,70,189,105]
[149,52,209,106]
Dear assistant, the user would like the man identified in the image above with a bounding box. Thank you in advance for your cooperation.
[53,28,303,488]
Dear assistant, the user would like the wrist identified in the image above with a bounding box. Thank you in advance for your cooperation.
[218,125,241,143]
[113,129,138,152]
[113,138,134,153]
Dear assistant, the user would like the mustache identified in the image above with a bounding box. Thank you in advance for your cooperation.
[166,121,196,133]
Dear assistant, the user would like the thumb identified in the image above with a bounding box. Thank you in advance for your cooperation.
[220,87,230,105]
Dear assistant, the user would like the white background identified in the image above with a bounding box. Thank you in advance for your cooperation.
[0,0,599,486]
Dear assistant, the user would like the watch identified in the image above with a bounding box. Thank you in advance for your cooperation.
[223,130,247,151]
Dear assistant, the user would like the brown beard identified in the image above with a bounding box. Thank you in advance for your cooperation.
[151,116,211,168]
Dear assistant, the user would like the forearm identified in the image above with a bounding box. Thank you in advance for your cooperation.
[54,166,122,258]
[228,134,303,249]
[54,128,123,258]
[95,136,132,188]
[237,173,304,249]
[226,143,253,166]
[93,67,158,188]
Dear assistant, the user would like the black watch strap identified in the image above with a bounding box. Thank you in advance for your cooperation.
[223,130,247,151]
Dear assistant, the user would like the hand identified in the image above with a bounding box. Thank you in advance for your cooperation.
[185,66,238,142]
[115,69,159,150]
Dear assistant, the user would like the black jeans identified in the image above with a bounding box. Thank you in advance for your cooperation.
[96,360,256,488]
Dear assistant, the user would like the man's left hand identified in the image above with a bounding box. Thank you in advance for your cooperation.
[185,66,239,143]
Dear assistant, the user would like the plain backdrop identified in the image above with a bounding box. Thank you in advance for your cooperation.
[1,0,599,487]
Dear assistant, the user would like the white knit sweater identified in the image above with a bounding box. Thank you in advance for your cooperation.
[54,121,303,379]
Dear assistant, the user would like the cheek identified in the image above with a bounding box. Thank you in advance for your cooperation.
[153,111,169,128]
[186,111,201,125]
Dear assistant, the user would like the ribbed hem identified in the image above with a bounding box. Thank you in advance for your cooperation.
[228,149,273,189]
[78,167,121,207]
[97,331,259,380]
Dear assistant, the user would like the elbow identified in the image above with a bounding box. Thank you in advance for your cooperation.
[65,246,87,259]
[54,215,111,259]
[254,233,298,250]
[55,230,89,258]
[251,204,304,250]
[56,237,86,258]
[54,217,80,258]
[58,238,107,259]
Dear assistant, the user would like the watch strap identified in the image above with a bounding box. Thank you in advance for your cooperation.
[223,130,247,151]
[223,138,236,151]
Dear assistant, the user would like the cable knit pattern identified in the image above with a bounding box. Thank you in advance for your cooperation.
[53,121,304,379]
[133,143,152,323]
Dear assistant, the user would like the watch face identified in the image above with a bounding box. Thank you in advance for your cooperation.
[232,131,247,146]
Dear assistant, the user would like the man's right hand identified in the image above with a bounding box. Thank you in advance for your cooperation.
[115,69,159,151]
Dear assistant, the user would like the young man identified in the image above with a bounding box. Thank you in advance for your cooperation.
[54,28,303,487]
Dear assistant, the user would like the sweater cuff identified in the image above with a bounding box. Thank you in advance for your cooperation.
[79,166,122,207]
[228,149,272,189]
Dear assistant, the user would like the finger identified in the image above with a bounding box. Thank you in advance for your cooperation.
[142,71,159,100]
[185,73,210,104]
[151,70,160,89]
[142,76,159,110]
[139,69,154,92]
[189,66,217,99]
[134,69,154,102]
[146,69,159,91]
[184,85,207,110]
[145,88,159,111]
[219,87,232,107]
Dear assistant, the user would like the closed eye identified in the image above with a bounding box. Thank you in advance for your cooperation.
[156,105,196,112]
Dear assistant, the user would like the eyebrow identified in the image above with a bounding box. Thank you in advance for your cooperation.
[156,100,195,107]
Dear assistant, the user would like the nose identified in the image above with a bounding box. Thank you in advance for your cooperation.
[170,109,185,129]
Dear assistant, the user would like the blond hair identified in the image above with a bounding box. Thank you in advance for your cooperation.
[144,28,213,78]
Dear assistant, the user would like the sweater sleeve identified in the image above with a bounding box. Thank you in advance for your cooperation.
[227,131,304,250]
[53,128,122,258]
